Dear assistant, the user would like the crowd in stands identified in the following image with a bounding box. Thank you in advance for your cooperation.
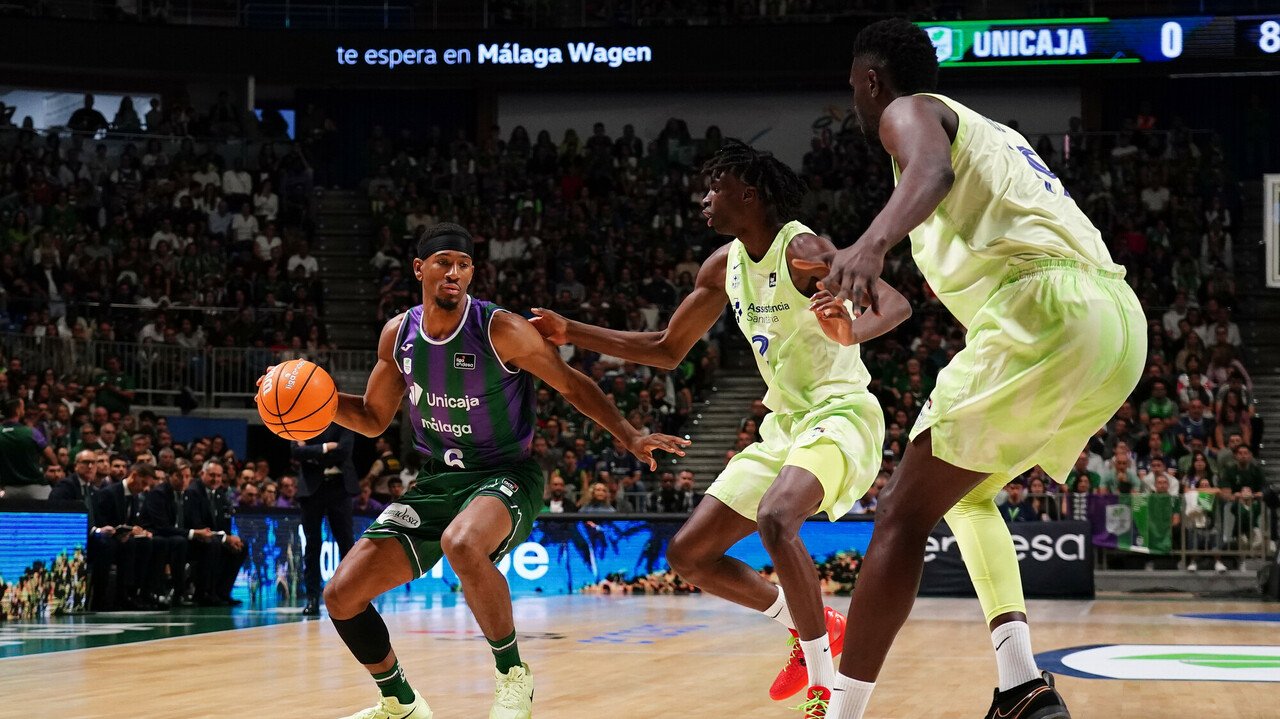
[0,92,333,373]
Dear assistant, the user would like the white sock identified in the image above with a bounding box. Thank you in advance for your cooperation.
[762,586,796,631]
[800,633,835,689]
[829,673,875,719]
[991,621,1039,691]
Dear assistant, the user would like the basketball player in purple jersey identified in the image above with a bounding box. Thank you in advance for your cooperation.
[315,223,689,719]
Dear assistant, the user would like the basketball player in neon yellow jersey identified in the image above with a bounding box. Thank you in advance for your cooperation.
[798,19,1145,719]
[532,139,911,716]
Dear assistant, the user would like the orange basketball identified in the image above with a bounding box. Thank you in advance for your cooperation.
[256,359,338,441]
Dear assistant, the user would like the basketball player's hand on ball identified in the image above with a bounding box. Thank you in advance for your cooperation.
[528,308,568,345]
[254,366,276,404]
[793,242,885,316]
[809,287,856,346]
[626,432,691,471]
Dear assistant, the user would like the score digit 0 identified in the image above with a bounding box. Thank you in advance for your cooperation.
[1160,21,1183,59]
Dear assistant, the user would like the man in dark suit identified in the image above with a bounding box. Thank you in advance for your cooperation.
[52,449,118,609]
[291,424,357,615]
[184,460,246,606]
[140,459,195,606]
[49,449,103,502]
[93,462,157,609]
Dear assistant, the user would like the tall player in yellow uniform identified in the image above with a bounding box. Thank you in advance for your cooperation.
[532,140,911,716]
[798,20,1145,719]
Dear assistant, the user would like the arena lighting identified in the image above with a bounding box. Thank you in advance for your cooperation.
[917,15,1280,67]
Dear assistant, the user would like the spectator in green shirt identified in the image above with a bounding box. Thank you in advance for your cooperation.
[1065,450,1101,492]
[0,398,57,498]
[94,356,136,417]
[1219,445,1264,499]
[1216,432,1244,477]
[1139,379,1177,423]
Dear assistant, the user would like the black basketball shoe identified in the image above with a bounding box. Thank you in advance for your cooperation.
[982,671,1071,719]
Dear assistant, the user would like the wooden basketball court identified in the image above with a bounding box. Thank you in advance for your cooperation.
[2,594,1276,718]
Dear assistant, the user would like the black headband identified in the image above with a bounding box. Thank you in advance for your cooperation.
[416,232,474,260]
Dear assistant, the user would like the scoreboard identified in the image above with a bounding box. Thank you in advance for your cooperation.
[919,16,1280,67]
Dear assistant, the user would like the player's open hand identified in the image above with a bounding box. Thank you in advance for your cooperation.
[792,241,886,317]
[626,432,691,471]
[528,308,568,345]
[809,287,856,346]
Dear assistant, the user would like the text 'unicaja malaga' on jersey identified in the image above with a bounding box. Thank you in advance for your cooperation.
[396,298,537,470]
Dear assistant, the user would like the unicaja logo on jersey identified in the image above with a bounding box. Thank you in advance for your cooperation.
[444,448,466,469]
[418,389,481,410]
[378,503,422,529]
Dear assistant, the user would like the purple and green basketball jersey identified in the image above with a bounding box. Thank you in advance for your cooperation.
[394,296,535,471]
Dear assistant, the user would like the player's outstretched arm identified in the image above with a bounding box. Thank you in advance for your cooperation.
[795,95,955,310]
[492,312,690,470]
[334,314,408,437]
[529,246,730,370]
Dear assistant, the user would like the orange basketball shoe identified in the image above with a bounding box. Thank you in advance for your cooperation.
[769,606,847,701]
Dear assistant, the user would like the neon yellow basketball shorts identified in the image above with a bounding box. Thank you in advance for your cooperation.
[705,392,885,521]
[911,259,1147,482]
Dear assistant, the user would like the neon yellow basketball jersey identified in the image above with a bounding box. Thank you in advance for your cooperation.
[892,93,1124,327]
[726,220,872,413]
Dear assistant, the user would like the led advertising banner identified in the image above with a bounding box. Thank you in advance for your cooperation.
[229,513,1091,603]
[229,511,875,603]
[921,520,1095,599]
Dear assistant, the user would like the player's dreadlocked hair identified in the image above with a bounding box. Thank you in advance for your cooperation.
[701,139,808,220]
[851,18,939,95]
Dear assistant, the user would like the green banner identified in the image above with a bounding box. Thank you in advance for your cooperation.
[1115,493,1175,555]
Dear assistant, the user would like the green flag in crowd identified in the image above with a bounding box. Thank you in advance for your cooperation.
[1116,493,1175,555]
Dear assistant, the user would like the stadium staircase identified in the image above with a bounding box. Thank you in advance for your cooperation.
[674,368,767,490]
[314,190,381,351]
[1239,179,1278,485]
